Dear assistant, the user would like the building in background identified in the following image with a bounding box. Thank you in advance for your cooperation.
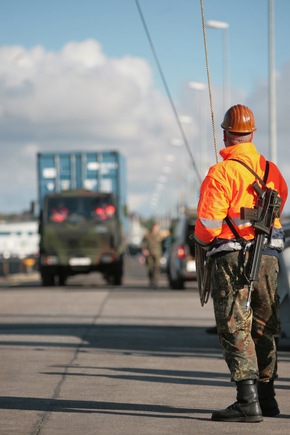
[0,221,39,275]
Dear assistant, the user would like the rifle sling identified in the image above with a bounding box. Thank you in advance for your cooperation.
[229,159,269,186]
[225,159,270,240]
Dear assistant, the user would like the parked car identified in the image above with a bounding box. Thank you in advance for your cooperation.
[159,232,172,274]
[166,210,197,289]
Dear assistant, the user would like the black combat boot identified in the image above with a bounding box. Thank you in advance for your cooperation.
[211,379,263,422]
[258,380,280,417]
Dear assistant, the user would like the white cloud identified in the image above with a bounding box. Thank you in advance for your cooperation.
[0,39,178,217]
[0,40,290,219]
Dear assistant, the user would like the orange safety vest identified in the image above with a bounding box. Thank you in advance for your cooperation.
[194,142,288,246]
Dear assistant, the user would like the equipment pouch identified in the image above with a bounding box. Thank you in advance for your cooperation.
[195,242,213,306]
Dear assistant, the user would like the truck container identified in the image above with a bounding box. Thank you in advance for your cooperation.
[37,151,127,286]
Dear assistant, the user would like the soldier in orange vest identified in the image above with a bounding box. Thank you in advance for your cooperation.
[194,105,288,422]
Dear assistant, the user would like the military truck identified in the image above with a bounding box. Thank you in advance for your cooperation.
[37,151,127,286]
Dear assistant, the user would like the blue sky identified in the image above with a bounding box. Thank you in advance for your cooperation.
[1,0,289,97]
[0,0,290,217]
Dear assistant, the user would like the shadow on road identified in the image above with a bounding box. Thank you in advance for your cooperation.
[0,396,203,418]
[0,322,220,355]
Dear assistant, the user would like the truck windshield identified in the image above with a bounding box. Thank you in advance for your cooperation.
[46,196,116,223]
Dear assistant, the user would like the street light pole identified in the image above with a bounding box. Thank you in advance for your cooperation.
[188,81,207,174]
[170,137,186,214]
[269,0,277,164]
[206,20,230,112]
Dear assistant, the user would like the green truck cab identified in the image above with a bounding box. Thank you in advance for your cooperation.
[37,151,127,286]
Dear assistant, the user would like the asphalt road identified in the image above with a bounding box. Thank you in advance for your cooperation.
[0,256,289,435]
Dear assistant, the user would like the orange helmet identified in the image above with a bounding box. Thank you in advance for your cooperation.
[221,104,256,133]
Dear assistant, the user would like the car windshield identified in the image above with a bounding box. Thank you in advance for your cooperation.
[46,196,116,223]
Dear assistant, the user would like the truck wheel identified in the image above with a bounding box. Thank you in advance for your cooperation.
[106,258,123,286]
[58,273,67,286]
[41,272,55,286]
[112,272,122,286]
[106,271,122,286]
[114,257,124,286]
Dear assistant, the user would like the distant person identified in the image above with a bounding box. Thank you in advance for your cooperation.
[142,223,162,288]
[194,104,288,422]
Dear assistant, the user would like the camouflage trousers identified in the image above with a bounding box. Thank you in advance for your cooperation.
[211,251,280,383]
[146,254,160,287]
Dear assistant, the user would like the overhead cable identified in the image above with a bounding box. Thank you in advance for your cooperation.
[135,0,202,184]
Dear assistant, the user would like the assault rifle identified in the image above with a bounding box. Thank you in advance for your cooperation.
[241,181,282,310]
